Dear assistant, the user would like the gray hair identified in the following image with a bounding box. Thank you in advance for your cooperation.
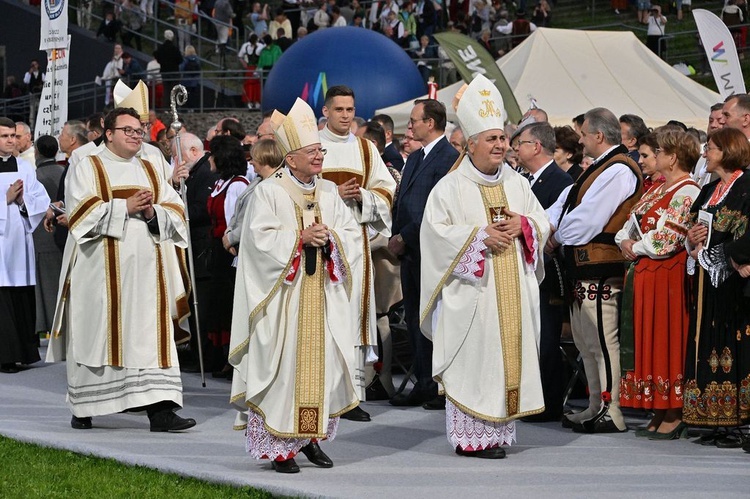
[178,132,204,155]
[523,122,556,155]
[14,122,31,135]
[66,120,89,146]
[584,107,621,146]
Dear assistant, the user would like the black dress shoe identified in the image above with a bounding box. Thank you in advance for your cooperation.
[299,442,333,468]
[365,375,391,401]
[340,406,371,422]
[272,458,300,473]
[71,416,92,429]
[521,412,562,423]
[389,389,434,407]
[561,415,577,429]
[422,395,446,410]
[149,411,197,432]
[715,435,744,449]
[572,417,627,434]
[455,446,506,459]
[0,363,19,374]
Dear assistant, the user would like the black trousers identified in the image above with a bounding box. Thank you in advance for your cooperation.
[538,289,565,418]
[400,257,436,395]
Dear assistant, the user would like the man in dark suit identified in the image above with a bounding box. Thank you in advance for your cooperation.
[512,121,573,422]
[388,99,459,407]
[371,113,405,172]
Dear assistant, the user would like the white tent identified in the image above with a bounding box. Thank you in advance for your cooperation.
[378,28,721,133]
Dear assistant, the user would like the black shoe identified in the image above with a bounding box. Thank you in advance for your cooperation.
[149,411,197,432]
[561,415,577,429]
[422,395,446,410]
[572,417,627,434]
[71,416,92,429]
[272,458,300,473]
[715,435,744,449]
[521,411,562,423]
[0,363,19,374]
[389,388,435,407]
[340,406,371,422]
[455,446,506,459]
[299,442,333,468]
[365,375,391,401]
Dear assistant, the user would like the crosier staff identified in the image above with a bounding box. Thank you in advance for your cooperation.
[170,84,206,387]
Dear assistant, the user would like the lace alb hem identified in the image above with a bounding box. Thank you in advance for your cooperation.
[446,398,516,451]
[245,409,339,460]
[452,228,488,282]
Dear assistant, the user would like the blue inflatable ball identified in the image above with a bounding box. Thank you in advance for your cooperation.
[263,27,426,119]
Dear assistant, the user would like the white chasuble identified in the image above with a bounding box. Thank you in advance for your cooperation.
[229,170,363,438]
[420,157,549,422]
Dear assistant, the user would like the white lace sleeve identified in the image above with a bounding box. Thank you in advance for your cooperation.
[328,231,347,286]
[451,227,488,283]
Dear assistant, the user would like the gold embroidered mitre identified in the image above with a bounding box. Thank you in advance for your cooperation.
[113,80,150,122]
[455,74,506,137]
[272,98,321,155]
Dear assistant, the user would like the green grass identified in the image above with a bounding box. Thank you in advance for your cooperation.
[0,436,284,499]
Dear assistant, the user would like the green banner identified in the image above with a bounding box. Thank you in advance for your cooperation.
[434,32,522,124]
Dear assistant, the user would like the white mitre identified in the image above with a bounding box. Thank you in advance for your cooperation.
[271,98,321,155]
[113,80,150,122]
[455,74,507,137]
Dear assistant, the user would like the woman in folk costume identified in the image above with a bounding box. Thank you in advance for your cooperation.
[420,75,549,459]
[615,129,701,439]
[228,98,363,473]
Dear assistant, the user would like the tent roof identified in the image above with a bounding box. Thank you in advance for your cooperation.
[378,28,720,134]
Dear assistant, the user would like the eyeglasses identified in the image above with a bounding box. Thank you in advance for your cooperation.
[295,147,327,158]
[513,139,537,150]
[408,117,429,125]
[702,144,721,153]
[113,127,147,139]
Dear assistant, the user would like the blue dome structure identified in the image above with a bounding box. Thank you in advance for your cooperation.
[262,27,426,119]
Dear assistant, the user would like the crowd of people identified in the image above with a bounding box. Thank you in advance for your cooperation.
[2,70,750,475]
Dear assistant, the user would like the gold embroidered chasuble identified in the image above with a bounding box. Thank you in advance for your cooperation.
[46,147,189,369]
[420,157,549,422]
[228,170,363,438]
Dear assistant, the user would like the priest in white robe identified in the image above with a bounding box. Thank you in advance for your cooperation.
[46,108,194,432]
[420,75,549,459]
[229,98,362,474]
[319,85,396,418]
[0,117,50,373]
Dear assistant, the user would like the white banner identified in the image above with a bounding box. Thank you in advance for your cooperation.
[35,36,71,140]
[40,0,68,50]
[694,9,746,98]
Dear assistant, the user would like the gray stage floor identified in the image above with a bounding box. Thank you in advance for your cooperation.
[1,350,748,498]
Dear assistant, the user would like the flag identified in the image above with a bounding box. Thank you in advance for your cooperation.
[694,9,746,98]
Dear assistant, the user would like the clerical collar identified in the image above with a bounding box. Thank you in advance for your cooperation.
[473,162,502,181]
[285,166,316,188]
[320,126,354,144]
[0,154,12,162]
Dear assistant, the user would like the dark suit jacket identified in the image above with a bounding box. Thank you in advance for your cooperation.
[531,161,573,296]
[383,142,405,172]
[393,136,459,260]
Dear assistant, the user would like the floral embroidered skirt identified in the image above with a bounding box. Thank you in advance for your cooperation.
[620,254,689,410]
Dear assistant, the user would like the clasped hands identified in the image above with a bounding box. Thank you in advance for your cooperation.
[6,179,23,206]
[126,189,155,220]
[483,208,522,253]
[338,178,361,202]
[687,223,750,276]
[301,222,329,247]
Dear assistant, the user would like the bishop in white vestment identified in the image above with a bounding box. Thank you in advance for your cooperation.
[420,76,549,459]
[229,99,362,474]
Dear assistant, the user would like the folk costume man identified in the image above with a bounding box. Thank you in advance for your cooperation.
[546,107,643,433]
[420,75,549,459]
[228,98,362,474]
[319,85,397,421]
[46,107,195,432]
[0,117,50,373]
